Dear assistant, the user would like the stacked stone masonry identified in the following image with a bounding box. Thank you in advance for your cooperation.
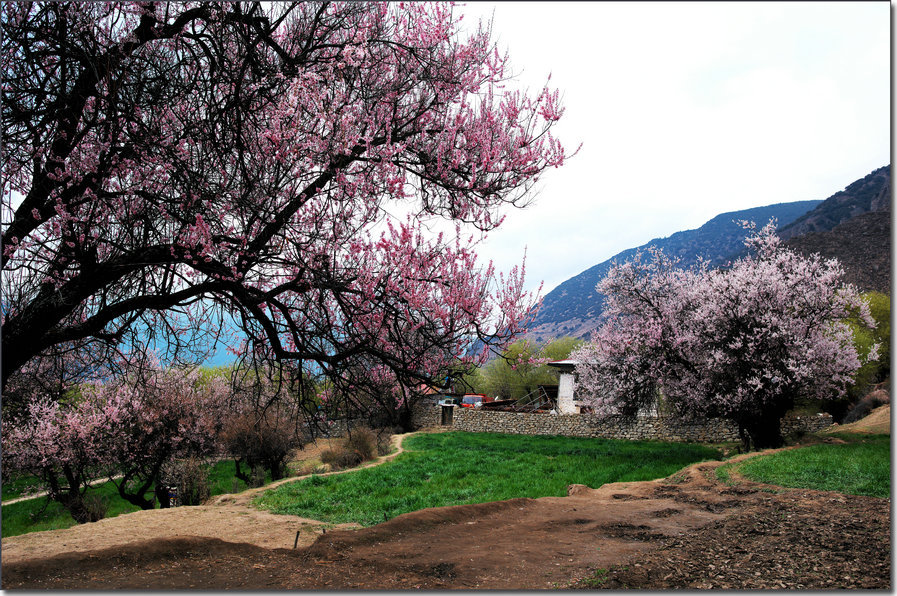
[413,406,833,444]
[411,405,442,429]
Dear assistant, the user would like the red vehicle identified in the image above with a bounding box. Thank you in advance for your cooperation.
[459,393,491,408]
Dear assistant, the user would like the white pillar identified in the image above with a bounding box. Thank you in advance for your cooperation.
[557,372,578,414]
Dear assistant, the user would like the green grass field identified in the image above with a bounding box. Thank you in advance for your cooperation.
[1,460,273,539]
[1,481,144,538]
[253,431,721,526]
[1,473,45,502]
[734,434,889,498]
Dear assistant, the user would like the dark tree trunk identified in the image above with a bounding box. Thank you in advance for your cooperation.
[58,492,94,524]
[397,406,414,433]
[155,483,171,508]
[739,416,784,451]
[742,416,785,449]
[51,464,103,523]
[115,464,166,510]
[260,456,282,481]
[117,483,156,510]
[234,459,251,484]
[267,459,285,481]
[735,395,795,452]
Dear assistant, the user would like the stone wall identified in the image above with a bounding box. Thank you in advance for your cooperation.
[780,413,835,436]
[411,405,833,444]
[411,403,443,429]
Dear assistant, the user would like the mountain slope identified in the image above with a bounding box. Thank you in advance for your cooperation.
[785,209,890,295]
[782,165,891,294]
[778,165,891,240]
[527,200,821,342]
[527,165,891,344]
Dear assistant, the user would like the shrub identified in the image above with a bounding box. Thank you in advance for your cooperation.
[345,426,377,461]
[161,458,211,506]
[81,494,109,523]
[319,427,381,471]
[220,411,300,483]
[320,447,364,470]
[375,427,398,456]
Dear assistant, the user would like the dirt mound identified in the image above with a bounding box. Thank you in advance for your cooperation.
[1,447,890,589]
[303,497,536,558]
[0,504,358,566]
[572,489,890,590]
[2,537,302,590]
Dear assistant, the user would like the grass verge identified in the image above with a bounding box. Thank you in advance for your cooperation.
[2,473,44,501]
[730,434,889,498]
[1,481,144,538]
[253,431,720,526]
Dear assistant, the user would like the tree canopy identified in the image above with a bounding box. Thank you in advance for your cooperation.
[470,336,584,400]
[1,2,571,408]
[572,222,875,449]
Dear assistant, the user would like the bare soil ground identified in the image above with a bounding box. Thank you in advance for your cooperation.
[1,424,890,590]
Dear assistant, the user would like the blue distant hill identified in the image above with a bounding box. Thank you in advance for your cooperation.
[526,200,822,342]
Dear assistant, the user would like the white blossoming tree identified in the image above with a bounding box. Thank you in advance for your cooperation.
[572,221,876,450]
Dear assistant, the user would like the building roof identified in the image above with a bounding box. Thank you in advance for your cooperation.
[546,359,579,371]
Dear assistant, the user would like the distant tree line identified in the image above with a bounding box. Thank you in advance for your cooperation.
[462,336,584,400]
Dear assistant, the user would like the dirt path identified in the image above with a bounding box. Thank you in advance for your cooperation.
[1,431,416,565]
[208,428,415,507]
[1,431,890,589]
[2,473,129,507]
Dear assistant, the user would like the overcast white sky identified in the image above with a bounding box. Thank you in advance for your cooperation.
[455,2,890,295]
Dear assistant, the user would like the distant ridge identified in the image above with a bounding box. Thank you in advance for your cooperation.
[526,200,822,342]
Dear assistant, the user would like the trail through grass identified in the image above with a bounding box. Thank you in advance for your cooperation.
[253,431,720,526]
[1,481,145,538]
[2,473,44,502]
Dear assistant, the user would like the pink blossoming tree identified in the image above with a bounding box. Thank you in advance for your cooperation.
[572,222,875,450]
[91,365,228,509]
[2,394,109,522]
[1,2,571,410]
[2,362,228,519]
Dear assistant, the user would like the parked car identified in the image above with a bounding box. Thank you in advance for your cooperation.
[438,396,461,407]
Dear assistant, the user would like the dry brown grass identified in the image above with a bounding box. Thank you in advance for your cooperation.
[822,405,890,435]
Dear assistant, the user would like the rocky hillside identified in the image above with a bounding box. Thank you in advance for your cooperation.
[786,206,890,294]
[778,165,890,240]
[782,165,890,294]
